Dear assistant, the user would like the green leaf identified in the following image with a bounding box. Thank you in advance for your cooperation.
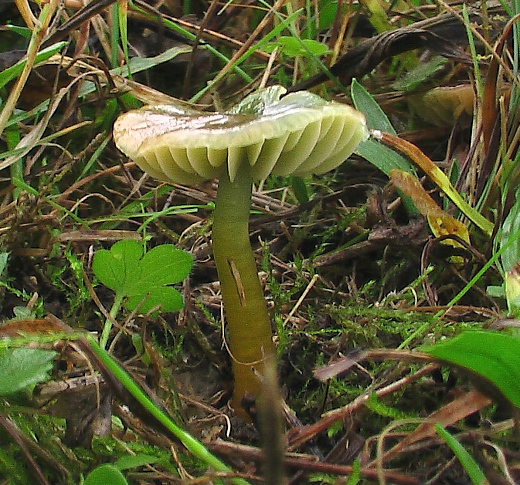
[351,79,415,176]
[5,25,32,39]
[0,41,68,90]
[351,78,417,215]
[92,240,193,314]
[138,245,193,285]
[92,239,143,293]
[263,36,330,58]
[126,285,184,314]
[435,424,487,485]
[351,78,396,134]
[422,331,520,407]
[498,187,520,274]
[114,453,159,471]
[355,139,415,176]
[0,348,56,395]
[84,464,128,485]
[392,56,448,91]
[318,1,339,30]
[291,176,310,204]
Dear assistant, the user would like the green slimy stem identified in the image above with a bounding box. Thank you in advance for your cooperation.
[212,161,275,416]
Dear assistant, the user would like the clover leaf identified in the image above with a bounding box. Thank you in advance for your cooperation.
[92,240,193,315]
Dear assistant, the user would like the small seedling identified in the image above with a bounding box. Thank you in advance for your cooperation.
[92,239,193,348]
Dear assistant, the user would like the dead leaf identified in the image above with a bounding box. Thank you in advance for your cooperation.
[390,169,470,247]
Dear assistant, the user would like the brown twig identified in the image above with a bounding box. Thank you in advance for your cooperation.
[209,440,420,484]
[288,363,439,449]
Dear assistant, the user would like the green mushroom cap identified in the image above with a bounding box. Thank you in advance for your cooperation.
[113,86,368,185]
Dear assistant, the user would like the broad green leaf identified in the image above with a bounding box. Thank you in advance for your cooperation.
[422,331,520,407]
[126,285,184,314]
[498,187,520,274]
[84,464,128,485]
[0,348,56,395]
[318,0,339,30]
[351,79,415,177]
[351,78,417,215]
[92,240,193,314]
[356,139,415,176]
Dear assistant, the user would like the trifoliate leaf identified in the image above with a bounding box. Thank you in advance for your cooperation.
[92,240,193,314]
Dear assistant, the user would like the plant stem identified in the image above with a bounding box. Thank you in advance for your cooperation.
[100,293,124,349]
[85,335,251,485]
[212,162,275,417]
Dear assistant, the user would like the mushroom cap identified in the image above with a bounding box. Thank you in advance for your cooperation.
[113,86,368,184]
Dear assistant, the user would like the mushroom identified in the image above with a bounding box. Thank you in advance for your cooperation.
[113,85,368,416]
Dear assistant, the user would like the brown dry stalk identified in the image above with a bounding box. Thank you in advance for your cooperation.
[288,363,439,449]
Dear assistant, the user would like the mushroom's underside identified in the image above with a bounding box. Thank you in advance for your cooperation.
[114,86,368,184]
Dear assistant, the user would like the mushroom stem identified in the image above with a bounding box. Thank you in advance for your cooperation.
[212,161,275,417]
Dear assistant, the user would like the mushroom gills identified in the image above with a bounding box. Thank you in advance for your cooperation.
[250,133,290,180]
[187,147,220,179]
[272,120,322,176]
[207,147,228,168]
[144,145,204,184]
[291,116,347,175]
[166,146,196,174]
[297,120,368,176]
